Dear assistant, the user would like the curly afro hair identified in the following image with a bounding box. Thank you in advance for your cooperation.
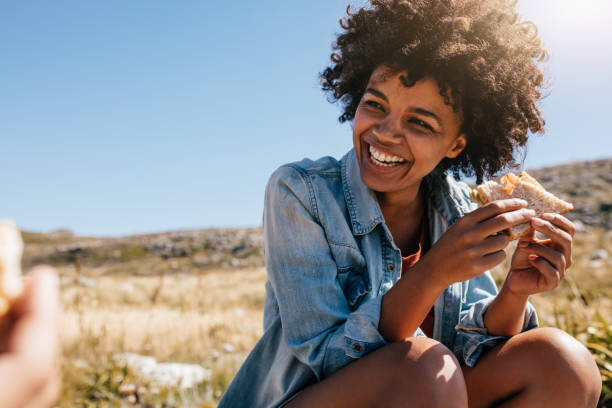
[320,0,548,183]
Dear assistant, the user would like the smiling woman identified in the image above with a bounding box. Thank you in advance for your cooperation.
[217,1,602,407]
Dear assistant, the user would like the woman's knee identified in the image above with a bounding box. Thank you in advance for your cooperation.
[383,337,467,407]
[515,327,602,406]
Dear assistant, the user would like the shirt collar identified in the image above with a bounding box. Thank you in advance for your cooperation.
[340,148,467,236]
[341,149,384,235]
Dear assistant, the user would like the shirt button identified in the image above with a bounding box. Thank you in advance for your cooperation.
[352,343,363,353]
[387,264,394,271]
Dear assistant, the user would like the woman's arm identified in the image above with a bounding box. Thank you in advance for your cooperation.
[484,212,576,337]
[482,285,528,337]
[379,199,536,342]
[378,261,446,342]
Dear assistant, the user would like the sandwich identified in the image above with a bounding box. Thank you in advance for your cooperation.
[0,221,24,318]
[471,171,574,240]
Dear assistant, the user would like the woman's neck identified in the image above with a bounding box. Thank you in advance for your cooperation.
[376,182,426,255]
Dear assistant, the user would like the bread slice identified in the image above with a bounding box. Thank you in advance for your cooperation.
[0,221,24,317]
[473,172,573,240]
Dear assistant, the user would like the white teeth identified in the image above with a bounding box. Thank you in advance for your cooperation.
[369,145,406,166]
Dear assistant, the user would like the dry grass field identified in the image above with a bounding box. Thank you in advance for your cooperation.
[53,228,612,407]
[58,267,267,407]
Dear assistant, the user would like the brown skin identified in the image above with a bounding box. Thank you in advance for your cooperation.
[462,327,601,408]
[0,266,61,408]
[288,328,601,408]
[288,65,601,407]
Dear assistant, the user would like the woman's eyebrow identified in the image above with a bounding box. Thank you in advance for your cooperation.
[364,88,388,101]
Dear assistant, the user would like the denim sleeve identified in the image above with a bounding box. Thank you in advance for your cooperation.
[453,270,539,367]
[263,166,388,381]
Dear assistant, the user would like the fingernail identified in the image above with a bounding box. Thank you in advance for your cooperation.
[542,213,554,221]
[529,254,538,261]
[532,218,544,226]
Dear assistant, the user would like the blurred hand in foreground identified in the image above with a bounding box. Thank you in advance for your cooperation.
[0,266,61,408]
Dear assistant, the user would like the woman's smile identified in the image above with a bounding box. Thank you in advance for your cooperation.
[363,142,413,174]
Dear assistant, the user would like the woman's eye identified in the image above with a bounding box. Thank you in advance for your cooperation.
[364,100,385,111]
[409,118,434,132]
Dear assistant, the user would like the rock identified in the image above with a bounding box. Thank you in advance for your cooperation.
[48,229,74,240]
[590,249,609,260]
[156,242,192,259]
[192,253,224,267]
[76,277,96,288]
[601,203,612,213]
[222,343,235,353]
[113,353,211,389]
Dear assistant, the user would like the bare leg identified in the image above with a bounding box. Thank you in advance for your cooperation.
[285,337,468,408]
[462,327,602,408]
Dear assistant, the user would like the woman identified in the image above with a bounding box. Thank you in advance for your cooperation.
[218,0,602,406]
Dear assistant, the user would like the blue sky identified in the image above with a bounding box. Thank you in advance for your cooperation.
[1,1,610,237]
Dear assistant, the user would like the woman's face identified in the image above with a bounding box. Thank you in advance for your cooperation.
[353,65,467,195]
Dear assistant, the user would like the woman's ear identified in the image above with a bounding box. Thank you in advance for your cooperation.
[445,133,467,159]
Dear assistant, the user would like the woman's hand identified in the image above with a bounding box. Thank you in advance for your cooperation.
[505,213,575,297]
[0,266,61,408]
[422,199,536,288]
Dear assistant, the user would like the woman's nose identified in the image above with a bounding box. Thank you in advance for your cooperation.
[373,117,403,142]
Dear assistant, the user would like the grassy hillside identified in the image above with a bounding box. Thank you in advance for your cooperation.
[19,158,612,407]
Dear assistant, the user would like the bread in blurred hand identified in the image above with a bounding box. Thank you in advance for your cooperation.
[0,221,24,317]
[472,172,573,240]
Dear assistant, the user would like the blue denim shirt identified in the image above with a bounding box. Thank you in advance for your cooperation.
[218,149,538,408]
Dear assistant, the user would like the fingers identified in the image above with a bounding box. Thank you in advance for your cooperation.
[469,199,529,223]
[476,234,510,255]
[0,266,60,408]
[531,217,572,268]
[541,213,576,237]
[477,207,536,238]
[8,266,60,378]
[0,358,61,408]
[22,364,61,408]
[478,250,507,270]
[517,228,536,246]
[522,243,566,278]
[528,255,561,288]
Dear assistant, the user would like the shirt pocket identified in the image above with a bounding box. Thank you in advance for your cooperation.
[336,266,370,311]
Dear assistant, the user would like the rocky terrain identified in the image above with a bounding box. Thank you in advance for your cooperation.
[22,158,611,275]
[528,158,612,230]
[22,227,264,276]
